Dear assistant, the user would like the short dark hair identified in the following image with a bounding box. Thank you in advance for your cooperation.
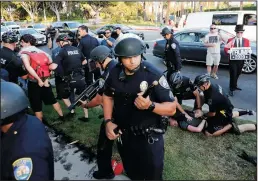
[115,26,121,30]
[105,29,111,32]
[20,34,36,46]
[78,25,88,33]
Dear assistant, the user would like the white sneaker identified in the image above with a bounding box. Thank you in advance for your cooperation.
[211,73,218,79]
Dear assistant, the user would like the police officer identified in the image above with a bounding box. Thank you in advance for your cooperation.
[0,31,27,84]
[194,74,256,136]
[1,81,54,180]
[54,34,89,121]
[169,72,203,117]
[80,45,117,179]
[161,27,182,80]
[52,36,63,100]
[77,25,100,85]
[103,38,177,180]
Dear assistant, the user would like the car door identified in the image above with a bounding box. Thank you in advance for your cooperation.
[174,32,201,60]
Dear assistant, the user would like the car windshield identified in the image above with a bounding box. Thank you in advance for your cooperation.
[34,24,46,28]
[5,22,17,26]
[67,22,80,28]
[53,22,63,27]
[116,24,132,30]
[1,26,8,32]
[19,29,38,35]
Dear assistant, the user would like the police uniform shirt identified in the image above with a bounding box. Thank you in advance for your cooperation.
[104,61,174,128]
[164,37,182,70]
[78,34,99,60]
[55,44,85,75]
[1,114,54,180]
[0,47,27,83]
[172,76,196,99]
[203,83,234,113]
[51,46,63,76]
[98,59,117,96]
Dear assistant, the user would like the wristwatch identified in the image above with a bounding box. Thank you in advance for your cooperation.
[147,102,155,112]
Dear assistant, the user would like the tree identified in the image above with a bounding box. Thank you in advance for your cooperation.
[240,1,243,10]
[87,1,116,19]
[16,1,40,23]
[47,2,62,21]
[1,2,16,21]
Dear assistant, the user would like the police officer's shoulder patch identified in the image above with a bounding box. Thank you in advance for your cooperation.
[171,43,176,49]
[159,76,170,89]
[12,157,33,180]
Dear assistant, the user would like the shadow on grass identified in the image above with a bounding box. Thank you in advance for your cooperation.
[42,100,256,180]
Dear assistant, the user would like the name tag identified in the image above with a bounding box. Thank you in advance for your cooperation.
[229,47,252,60]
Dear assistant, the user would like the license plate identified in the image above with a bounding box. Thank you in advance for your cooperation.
[38,41,42,44]
[229,47,252,60]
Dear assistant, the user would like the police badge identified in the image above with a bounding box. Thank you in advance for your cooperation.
[159,76,170,89]
[171,43,176,49]
[208,99,212,105]
[13,158,33,180]
[140,81,148,92]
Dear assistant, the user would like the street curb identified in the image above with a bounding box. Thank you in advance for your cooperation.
[182,100,257,123]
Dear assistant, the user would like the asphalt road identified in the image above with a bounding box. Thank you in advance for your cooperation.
[39,30,257,113]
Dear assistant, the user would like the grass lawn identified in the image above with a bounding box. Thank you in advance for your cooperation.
[42,99,256,180]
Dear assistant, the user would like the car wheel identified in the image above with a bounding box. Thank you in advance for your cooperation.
[242,55,257,74]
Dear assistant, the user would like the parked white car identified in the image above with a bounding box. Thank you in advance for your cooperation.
[27,23,47,35]
[16,28,47,45]
[1,21,20,30]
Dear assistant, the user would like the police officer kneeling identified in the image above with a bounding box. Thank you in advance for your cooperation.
[103,38,177,180]
[1,81,54,180]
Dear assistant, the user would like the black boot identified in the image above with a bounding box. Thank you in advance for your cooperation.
[93,171,115,179]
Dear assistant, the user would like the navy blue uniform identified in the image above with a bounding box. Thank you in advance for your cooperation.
[95,60,117,175]
[0,47,27,83]
[54,44,86,99]
[78,34,100,85]
[104,61,174,180]
[1,114,54,180]
[203,83,234,134]
[164,37,182,80]
[171,76,196,104]
[52,46,62,99]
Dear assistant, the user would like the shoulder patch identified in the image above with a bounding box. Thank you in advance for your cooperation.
[171,43,176,49]
[13,158,33,180]
[159,76,170,89]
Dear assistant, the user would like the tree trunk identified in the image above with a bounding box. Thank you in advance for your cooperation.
[55,10,60,21]
[240,1,243,10]
[143,1,148,21]
[193,1,196,13]
[43,3,47,22]
[180,2,184,17]
[29,12,34,23]
[165,0,170,24]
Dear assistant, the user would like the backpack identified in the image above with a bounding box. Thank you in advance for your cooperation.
[21,51,50,80]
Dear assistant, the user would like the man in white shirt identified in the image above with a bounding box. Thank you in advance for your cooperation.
[114,26,124,46]
[204,24,226,79]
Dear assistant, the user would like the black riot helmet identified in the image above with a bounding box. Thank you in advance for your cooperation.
[114,37,146,58]
[89,45,112,71]
[194,74,210,87]
[1,31,19,43]
[160,27,172,36]
[90,45,111,64]
[58,34,73,42]
[170,72,183,88]
[1,81,29,124]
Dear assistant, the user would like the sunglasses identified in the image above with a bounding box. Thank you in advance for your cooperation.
[105,32,111,34]
[210,28,216,30]
[237,31,244,34]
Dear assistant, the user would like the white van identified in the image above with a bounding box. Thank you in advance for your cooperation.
[184,11,257,41]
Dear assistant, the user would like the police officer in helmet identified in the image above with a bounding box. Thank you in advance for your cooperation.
[0,31,27,84]
[170,72,203,117]
[103,37,177,180]
[80,45,117,179]
[1,81,54,180]
[54,34,89,121]
[161,27,182,80]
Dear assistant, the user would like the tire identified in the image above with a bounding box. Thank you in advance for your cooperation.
[242,55,257,74]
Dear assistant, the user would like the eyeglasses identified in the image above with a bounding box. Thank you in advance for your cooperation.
[210,28,216,30]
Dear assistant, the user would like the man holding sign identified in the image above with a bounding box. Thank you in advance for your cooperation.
[224,25,251,96]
